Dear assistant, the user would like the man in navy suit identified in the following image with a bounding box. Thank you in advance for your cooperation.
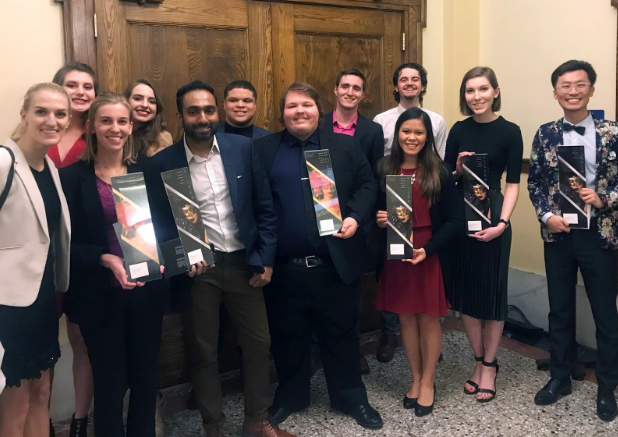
[147,81,294,437]
[222,80,270,140]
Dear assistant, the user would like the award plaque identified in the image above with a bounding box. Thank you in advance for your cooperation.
[110,172,162,283]
[558,145,590,229]
[161,167,215,269]
[386,175,413,259]
[304,149,343,236]
[463,154,491,234]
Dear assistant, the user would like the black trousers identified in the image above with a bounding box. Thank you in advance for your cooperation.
[544,227,618,390]
[265,261,368,410]
[80,285,164,437]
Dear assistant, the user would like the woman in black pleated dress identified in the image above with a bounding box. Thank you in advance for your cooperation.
[444,67,523,403]
[0,83,71,437]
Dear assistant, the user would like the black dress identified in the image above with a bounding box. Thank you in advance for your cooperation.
[0,162,61,387]
[444,116,523,320]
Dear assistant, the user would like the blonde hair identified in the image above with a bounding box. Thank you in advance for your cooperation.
[81,92,137,165]
[11,83,70,141]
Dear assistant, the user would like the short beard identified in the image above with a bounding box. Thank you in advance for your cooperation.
[184,121,218,142]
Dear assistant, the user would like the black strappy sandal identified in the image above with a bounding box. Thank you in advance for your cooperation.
[464,355,484,395]
[476,359,499,403]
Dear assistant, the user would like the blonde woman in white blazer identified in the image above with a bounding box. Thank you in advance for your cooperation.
[0,83,71,437]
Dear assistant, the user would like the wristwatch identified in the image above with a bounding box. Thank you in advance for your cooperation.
[498,219,510,229]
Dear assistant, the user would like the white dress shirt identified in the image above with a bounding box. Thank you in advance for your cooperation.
[373,104,448,159]
[542,113,596,223]
[184,135,244,253]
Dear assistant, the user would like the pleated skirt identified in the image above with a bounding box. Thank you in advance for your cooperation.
[447,190,512,321]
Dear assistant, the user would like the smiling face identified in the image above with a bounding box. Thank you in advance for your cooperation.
[334,74,364,112]
[180,90,219,142]
[21,89,70,147]
[62,70,96,114]
[224,88,256,127]
[553,70,594,116]
[128,83,157,124]
[465,76,499,117]
[93,103,133,153]
[283,91,319,140]
[398,118,427,159]
[396,68,425,104]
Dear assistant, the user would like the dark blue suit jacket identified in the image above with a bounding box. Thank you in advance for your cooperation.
[252,125,271,140]
[145,133,277,308]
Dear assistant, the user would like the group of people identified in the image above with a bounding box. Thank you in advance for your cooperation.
[0,57,616,437]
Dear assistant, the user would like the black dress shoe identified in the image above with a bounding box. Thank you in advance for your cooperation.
[360,355,371,375]
[414,383,435,417]
[333,403,383,429]
[534,378,572,406]
[376,334,397,363]
[268,404,305,427]
[403,395,417,409]
[597,388,618,422]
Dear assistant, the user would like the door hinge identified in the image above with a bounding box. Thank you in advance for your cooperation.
[94,13,98,39]
[402,33,406,51]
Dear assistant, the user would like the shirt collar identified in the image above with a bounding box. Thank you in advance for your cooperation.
[332,110,358,128]
[184,134,220,162]
[563,112,594,129]
[284,129,320,147]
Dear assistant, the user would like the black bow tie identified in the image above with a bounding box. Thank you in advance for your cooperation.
[563,123,586,136]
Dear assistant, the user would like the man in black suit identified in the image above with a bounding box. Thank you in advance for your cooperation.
[321,68,384,374]
[147,81,294,437]
[222,80,270,140]
[255,82,383,430]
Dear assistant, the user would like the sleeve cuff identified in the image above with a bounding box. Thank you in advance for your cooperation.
[347,212,363,230]
[541,212,554,224]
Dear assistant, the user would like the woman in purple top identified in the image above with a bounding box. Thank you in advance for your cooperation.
[59,92,166,437]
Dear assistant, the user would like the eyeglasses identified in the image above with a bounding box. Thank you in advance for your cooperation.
[556,82,590,92]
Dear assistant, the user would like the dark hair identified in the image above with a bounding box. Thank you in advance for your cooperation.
[52,62,99,96]
[551,60,597,88]
[335,69,366,91]
[223,80,257,100]
[392,63,427,103]
[176,80,217,113]
[278,82,323,126]
[377,108,443,205]
[123,79,168,156]
[459,66,501,116]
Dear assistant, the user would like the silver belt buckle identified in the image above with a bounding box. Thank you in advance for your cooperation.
[305,255,317,268]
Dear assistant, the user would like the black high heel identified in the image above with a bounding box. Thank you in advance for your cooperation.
[403,395,417,409]
[414,383,436,417]
[477,359,499,403]
[464,355,484,395]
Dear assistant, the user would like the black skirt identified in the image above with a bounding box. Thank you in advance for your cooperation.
[447,189,512,321]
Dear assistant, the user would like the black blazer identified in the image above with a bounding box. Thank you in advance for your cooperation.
[377,166,464,294]
[145,134,278,309]
[222,123,271,140]
[321,111,384,179]
[255,129,378,285]
[59,159,166,326]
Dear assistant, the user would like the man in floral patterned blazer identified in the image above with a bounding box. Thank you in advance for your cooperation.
[528,60,618,422]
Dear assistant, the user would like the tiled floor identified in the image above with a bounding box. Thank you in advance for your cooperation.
[161,327,617,437]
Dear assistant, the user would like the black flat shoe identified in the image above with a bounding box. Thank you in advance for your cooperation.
[268,404,306,427]
[332,402,384,429]
[534,378,572,406]
[597,388,618,422]
[403,395,417,409]
[477,359,499,403]
[414,383,435,417]
[464,355,484,395]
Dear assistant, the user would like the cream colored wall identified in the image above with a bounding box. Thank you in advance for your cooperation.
[0,0,76,420]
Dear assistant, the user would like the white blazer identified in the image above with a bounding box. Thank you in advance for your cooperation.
[0,138,70,307]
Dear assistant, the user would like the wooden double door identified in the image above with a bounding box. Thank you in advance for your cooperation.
[66,0,424,388]
[90,0,424,137]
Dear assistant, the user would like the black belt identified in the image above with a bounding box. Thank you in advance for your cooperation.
[280,255,331,268]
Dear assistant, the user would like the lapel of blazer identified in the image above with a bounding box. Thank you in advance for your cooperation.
[216,134,238,211]
[8,140,49,239]
[261,131,285,175]
[318,129,334,153]
[593,117,606,190]
[79,162,108,246]
[45,155,71,239]
[354,113,368,140]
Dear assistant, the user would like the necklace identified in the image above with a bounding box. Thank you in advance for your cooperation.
[400,167,418,185]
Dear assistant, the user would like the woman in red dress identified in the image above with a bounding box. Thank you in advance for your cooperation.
[47,62,98,169]
[48,62,98,437]
[376,108,463,417]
